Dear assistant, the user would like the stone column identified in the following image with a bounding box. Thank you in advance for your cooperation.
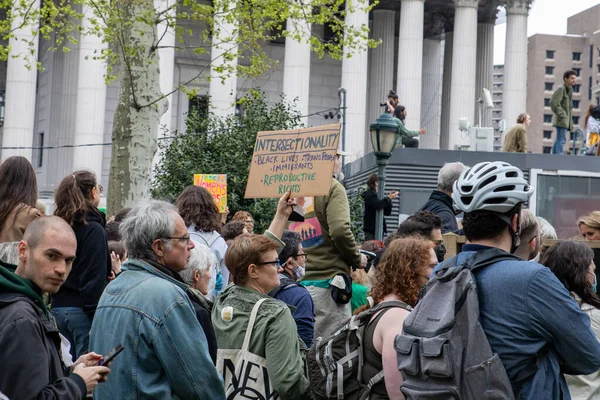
[420,38,444,149]
[367,10,395,130]
[2,0,40,161]
[152,0,176,168]
[341,0,369,160]
[209,1,238,117]
[440,32,453,150]
[283,7,312,126]
[475,13,495,127]
[397,0,425,129]
[502,0,530,134]
[448,0,479,150]
[73,5,108,174]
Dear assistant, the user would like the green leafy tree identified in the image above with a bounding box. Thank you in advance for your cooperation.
[1,0,378,214]
[152,90,302,233]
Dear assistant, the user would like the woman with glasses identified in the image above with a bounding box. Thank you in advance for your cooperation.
[541,241,600,400]
[52,171,111,360]
[268,230,315,348]
[212,194,310,399]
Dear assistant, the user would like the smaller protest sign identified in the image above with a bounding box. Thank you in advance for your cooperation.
[193,174,227,213]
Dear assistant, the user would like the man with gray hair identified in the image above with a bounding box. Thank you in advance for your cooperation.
[514,209,541,261]
[420,162,467,233]
[89,200,225,399]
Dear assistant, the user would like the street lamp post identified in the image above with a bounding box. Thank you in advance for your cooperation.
[370,113,400,241]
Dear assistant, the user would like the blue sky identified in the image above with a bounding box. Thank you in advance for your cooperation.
[493,0,600,64]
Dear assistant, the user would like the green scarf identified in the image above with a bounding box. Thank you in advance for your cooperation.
[0,260,47,316]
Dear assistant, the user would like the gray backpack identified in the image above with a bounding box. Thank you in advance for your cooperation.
[308,300,412,400]
[395,248,521,400]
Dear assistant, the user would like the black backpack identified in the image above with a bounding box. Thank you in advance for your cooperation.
[308,300,412,400]
[396,248,525,399]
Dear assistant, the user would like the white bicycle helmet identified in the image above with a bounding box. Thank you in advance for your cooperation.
[452,161,534,214]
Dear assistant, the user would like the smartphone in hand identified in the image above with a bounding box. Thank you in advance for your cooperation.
[99,344,124,366]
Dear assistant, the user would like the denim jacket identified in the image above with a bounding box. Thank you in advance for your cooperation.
[434,245,600,400]
[89,258,226,400]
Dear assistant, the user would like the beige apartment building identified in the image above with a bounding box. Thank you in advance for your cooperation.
[526,4,600,154]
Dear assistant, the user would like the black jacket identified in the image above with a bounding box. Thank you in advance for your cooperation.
[52,210,111,319]
[188,290,218,364]
[0,292,87,399]
[420,190,458,233]
[362,189,393,235]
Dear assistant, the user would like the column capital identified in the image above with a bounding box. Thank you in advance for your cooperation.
[425,12,446,37]
[505,0,532,15]
[454,0,479,9]
[478,1,500,24]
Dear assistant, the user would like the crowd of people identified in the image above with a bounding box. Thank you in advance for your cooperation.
[1,152,600,400]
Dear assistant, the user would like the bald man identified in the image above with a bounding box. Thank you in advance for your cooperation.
[0,216,109,399]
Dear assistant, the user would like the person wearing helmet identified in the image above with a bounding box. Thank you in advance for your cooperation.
[433,161,600,400]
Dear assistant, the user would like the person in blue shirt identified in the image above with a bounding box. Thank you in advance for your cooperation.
[434,161,600,400]
[269,230,315,348]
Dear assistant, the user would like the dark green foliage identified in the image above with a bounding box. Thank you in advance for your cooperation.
[348,186,365,244]
[152,90,302,233]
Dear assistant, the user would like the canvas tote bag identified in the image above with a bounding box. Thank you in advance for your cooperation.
[216,298,279,400]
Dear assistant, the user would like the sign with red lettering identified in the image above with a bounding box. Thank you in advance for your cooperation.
[245,124,341,198]
[193,174,227,213]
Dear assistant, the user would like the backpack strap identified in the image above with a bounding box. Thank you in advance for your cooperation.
[268,276,300,298]
[464,248,522,272]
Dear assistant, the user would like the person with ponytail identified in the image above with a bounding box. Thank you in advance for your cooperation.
[51,171,111,360]
[360,237,437,399]
[542,241,600,400]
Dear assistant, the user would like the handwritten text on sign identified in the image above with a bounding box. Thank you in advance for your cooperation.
[245,124,341,198]
[194,174,227,213]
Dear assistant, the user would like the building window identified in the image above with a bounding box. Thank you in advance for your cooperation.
[543,146,552,154]
[545,82,554,91]
[543,130,552,139]
[573,100,580,109]
[573,52,582,61]
[573,84,581,93]
[188,95,209,120]
[35,133,44,168]
[573,68,581,76]
[590,76,594,100]
[545,66,554,75]
[544,98,551,107]
[269,20,287,45]
[546,50,555,59]
[573,116,580,125]
[597,64,600,73]
[544,114,553,123]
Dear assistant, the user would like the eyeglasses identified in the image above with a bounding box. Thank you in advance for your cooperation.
[433,240,443,246]
[98,184,104,194]
[162,235,191,245]
[256,260,281,268]
[293,253,308,260]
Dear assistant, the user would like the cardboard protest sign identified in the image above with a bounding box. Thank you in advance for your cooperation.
[194,174,227,213]
[245,123,341,198]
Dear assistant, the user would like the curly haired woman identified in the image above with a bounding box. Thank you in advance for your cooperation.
[361,237,437,400]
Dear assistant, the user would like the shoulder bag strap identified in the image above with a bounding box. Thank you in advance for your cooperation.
[241,298,268,352]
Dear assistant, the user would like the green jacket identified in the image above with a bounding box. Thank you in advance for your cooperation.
[301,179,361,281]
[551,84,574,130]
[394,117,419,147]
[212,285,310,399]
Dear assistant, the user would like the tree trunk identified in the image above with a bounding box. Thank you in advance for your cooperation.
[107,0,168,215]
